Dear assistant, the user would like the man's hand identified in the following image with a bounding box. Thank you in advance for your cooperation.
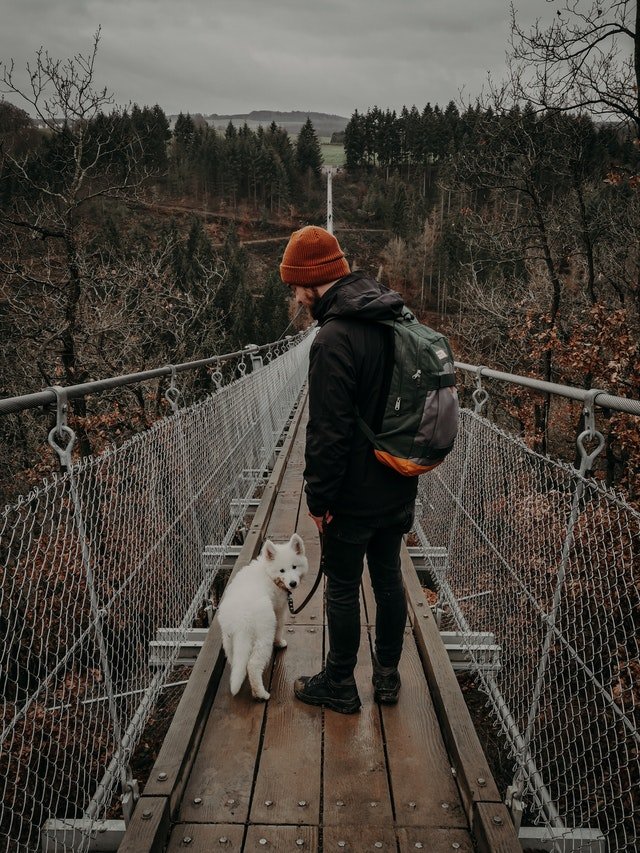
[309,511,333,532]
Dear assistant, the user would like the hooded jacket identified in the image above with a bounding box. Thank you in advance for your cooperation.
[304,271,418,519]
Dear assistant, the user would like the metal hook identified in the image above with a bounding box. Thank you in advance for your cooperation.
[576,389,605,473]
[164,365,180,415]
[211,367,223,391]
[245,344,263,372]
[47,385,76,469]
[581,389,604,439]
[472,366,489,414]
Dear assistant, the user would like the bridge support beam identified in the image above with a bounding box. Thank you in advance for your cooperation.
[41,819,125,852]
[148,626,501,671]
[518,827,606,852]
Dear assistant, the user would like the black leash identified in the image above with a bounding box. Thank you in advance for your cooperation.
[287,532,324,615]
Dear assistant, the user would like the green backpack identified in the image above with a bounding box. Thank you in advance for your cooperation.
[357,308,459,476]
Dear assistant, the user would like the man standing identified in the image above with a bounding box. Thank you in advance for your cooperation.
[279,225,417,713]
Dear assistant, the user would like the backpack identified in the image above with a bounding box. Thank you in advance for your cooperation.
[357,308,459,476]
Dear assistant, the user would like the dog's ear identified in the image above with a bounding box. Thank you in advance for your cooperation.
[262,539,277,561]
[289,533,305,556]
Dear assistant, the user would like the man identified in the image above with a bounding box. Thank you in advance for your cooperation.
[279,225,417,714]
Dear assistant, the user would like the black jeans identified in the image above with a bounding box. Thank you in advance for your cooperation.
[322,503,414,682]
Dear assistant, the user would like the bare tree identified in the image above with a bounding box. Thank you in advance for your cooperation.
[507,0,640,138]
[0,31,160,392]
[0,32,164,457]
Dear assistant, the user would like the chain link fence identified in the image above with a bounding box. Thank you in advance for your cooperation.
[416,403,639,852]
[0,332,312,852]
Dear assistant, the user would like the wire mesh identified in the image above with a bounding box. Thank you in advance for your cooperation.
[0,332,312,853]
[416,407,639,852]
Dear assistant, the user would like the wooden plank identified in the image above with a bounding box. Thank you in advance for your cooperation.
[472,802,522,853]
[166,823,244,851]
[177,662,269,824]
[397,827,474,852]
[266,488,302,541]
[260,412,305,542]
[139,622,227,816]
[381,626,466,829]
[244,825,318,851]
[323,826,396,852]
[287,495,324,626]
[179,403,310,827]
[399,543,504,819]
[121,391,309,851]
[250,618,323,825]
[323,628,393,827]
[117,797,170,853]
[247,458,325,824]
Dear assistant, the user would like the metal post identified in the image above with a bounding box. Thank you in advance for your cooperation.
[245,344,264,372]
[326,168,333,234]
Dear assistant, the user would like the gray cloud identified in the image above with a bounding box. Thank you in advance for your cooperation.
[1,0,545,118]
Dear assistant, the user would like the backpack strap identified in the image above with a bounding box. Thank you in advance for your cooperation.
[426,374,456,389]
[356,413,377,444]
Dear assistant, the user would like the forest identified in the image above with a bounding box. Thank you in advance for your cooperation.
[340,100,639,502]
[0,7,638,851]
[1,6,639,511]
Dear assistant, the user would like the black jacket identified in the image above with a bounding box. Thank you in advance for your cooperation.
[304,272,418,519]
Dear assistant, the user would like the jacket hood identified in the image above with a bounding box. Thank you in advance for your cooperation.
[312,272,405,324]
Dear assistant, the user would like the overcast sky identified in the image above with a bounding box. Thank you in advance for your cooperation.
[1,0,546,118]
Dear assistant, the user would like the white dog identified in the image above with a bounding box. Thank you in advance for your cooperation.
[217,533,308,700]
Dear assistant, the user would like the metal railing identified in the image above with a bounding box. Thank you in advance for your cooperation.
[3,342,638,852]
[0,332,313,852]
[416,364,639,853]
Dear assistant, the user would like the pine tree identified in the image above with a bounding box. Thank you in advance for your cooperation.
[344,109,366,171]
[216,227,246,320]
[173,112,196,162]
[296,117,323,179]
[230,279,256,349]
[256,272,291,343]
[391,181,409,238]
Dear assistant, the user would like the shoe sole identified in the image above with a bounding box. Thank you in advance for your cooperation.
[374,691,399,705]
[294,686,361,714]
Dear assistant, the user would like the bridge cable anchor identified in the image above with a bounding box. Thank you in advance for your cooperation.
[472,366,489,414]
[164,364,181,415]
[576,389,605,474]
[47,385,76,470]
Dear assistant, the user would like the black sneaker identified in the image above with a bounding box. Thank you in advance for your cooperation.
[294,670,361,714]
[372,664,401,705]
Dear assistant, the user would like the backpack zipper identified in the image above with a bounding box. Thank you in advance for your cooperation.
[395,366,421,410]
[394,321,406,414]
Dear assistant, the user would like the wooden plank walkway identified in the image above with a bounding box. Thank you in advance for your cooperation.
[120,396,520,853]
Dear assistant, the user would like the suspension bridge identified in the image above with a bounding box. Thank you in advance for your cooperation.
[1,330,639,853]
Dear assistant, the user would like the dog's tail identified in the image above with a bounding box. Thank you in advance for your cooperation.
[229,634,252,696]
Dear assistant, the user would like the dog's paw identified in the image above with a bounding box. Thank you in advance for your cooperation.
[253,689,270,701]
[273,639,288,650]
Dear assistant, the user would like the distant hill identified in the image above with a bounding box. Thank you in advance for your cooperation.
[169,110,350,140]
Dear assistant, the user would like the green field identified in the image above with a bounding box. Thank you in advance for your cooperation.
[320,142,346,167]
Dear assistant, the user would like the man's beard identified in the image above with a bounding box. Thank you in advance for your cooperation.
[308,287,323,319]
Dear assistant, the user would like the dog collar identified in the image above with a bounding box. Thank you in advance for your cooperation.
[273,576,296,613]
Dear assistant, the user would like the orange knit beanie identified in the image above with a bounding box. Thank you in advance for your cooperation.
[280,226,350,287]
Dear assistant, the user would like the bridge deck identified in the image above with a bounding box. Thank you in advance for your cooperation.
[120,397,520,853]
